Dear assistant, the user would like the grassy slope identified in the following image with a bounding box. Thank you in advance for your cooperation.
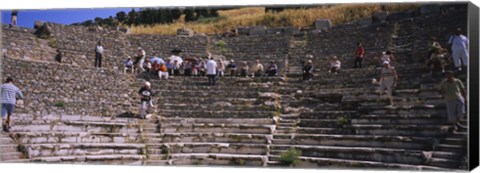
[130,4,419,35]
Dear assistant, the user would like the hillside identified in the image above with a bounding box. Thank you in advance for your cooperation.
[130,4,419,35]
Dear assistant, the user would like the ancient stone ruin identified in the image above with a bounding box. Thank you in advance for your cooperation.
[0,4,469,170]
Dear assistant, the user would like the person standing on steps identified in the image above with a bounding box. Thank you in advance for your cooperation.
[439,70,466,131]
[1,77,24,132]
[447,28,469,72]
[329,56,341,74]
[138,81,154,119]
[354,42,365,68]
[303,59,314,81]
[206,56,218,86]
[380,50,395,67]
[94,41,104,68]
[11,10,18,27]
[137,48,146,72]
[378,61,398,107]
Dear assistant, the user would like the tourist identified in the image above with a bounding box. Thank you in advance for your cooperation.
[303,60,314,81]
[124,56,134,74]
[138,81,154,119]
[11,10,18,27]
[378,61,398,107]
[94,41,104,68]
[429,48,447,75]
[250,59,264,77]
[165,61,173,75]
[439,70,466,131]
[447,28,469,71]
[172,60,181,76]
[226,59,237,77]
[266,60,278,76]
[137,48,146,72]
[145,59,152,74]
[240,61,249,77]
[184,60,193,76]
[192,59,199,76]
[329,56,341,74]
[198,58,206,77]
[217,59,226,78]
[1,77,23,132]
[380,50,395,66]
[206,57,218,86]
[158,63,169,80]
[55,49,63,63]
[354,42,365,68]
[151,61,160,75]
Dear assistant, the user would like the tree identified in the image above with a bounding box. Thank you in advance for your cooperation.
[127,8,137,25]
[209,9,219,17]
[184,8,197,22]
[115,11,127,24]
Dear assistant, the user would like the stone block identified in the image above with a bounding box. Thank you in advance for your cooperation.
[248,26,267,36]
[372,11,389,23]
[314,19,332,30]
[266,28,283,35]
[177,28,194,37]
[235,27,249,36]
[420,4,441,15]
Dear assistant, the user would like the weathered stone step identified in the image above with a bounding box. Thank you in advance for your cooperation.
[28,154,146,163]
[440,138,466,146]
[9,122,140,134]
[435,144,466,153]
[299,111,358,119]
[346,124,452,137]
[274,134,436,150]
[160,123,273,134]
[148,142,267,155]
[428,157,461,169]
[160,104,270,112]
[431,151,464,160]
[23,143,145,158]
[166,153,265,166]
[298,119,342,128]
[295,127,353,135]
[268,155,455,171]
[160,117,274,125]
[0,152,24,160]
[144,133,269,144]
[270,144,426,165]
[351,117,447,125]
[13,132,144,144]
[159,110,274,118]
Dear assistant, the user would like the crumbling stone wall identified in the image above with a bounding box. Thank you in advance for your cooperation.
[1,56,135,116]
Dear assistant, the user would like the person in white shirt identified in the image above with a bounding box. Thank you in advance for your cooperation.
[447,28,469,71]
[329,56,341,74]
[380,50,395,66]
[206,57,218,86]
[378,61,398,107]
[137,48,146,72]
[94,41,104,68]
[250,59,264,77]
[124,56,134,74]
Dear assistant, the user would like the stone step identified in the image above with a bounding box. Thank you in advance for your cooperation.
[160,123,274,134]
[28,154,146,163]
[9,122,140,134]
[345,124,451,137]
[270,144,426,165]
[428,157,461,169]
[431,151,464,160]
[273,134,437,150]
[166,153,265,166]
[435,144,466,153]
[147,142,267,155]
[160,117,274,125]
[268,155,456,171]
[159,110,274,119]
[0,144,19,153]
[145,133,269,144]
[23,143,145,158]
[0,152,24,160]
[351,117,447,125]
[441,138,466,146]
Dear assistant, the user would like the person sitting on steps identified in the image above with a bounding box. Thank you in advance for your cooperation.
[329,56,341,74]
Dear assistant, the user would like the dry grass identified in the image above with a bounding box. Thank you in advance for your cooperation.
[131,3,419,35]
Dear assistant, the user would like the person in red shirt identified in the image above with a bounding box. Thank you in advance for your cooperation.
[354,42,365,68]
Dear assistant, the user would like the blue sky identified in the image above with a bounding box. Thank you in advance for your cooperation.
[1,8,137,28]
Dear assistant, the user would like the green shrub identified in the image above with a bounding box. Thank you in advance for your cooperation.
[279,148,301,166]
[53,101,66,108]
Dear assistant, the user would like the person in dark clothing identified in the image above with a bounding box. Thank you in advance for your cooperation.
[354,42,365,68]
[266,61,278,76]
[138,81,154,119]
[55,49,63,63]
[226,59,237,77]
[303,60,314,81]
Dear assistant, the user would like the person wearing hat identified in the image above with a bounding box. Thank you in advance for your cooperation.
[250,59,264,78]
[226,59,237,77]
[447,28,469,71]
[1,77,24,132]
[266,60,278,77]
[94,41,104,68]
[124,55,134,74]
[138,81,154,119]
[378,61,398,107]
[303,59,314,81]
[329,56,341,74]
[439,70,466,131]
